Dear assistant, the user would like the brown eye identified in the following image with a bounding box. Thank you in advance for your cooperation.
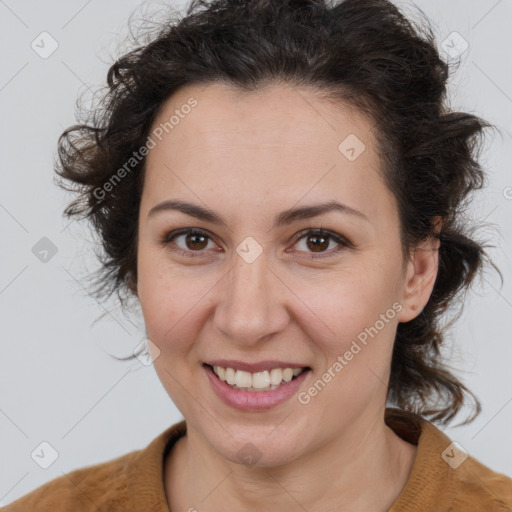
[305,233,330,252]
[162,227,350,260]
[185,232,208,250]
[292,228,350,258]
[161,228,217,257]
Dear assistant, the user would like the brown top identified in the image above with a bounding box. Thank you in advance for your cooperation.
[2,408,511,512]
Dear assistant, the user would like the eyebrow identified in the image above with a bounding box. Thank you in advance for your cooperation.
[148,199,369,228]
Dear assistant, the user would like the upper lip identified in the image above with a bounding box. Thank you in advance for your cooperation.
[204,360,311,373]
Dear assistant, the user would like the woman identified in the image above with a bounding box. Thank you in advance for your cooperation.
[3,0,511,511]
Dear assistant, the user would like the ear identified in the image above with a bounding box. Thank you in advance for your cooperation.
[396,216,442,323]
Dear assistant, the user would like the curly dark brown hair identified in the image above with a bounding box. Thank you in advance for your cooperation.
[55,0,503,426]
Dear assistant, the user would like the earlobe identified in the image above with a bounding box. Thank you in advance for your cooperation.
[397,217,442,323]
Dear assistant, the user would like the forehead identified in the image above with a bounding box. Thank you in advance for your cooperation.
[150,81,376,154]
[142,82,392,229]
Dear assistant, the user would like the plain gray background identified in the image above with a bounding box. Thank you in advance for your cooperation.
[1,0,511,506]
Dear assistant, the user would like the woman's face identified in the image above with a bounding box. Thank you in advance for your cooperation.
[136,82,436,466]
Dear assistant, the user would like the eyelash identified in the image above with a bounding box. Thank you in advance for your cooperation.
[160,227,351,259]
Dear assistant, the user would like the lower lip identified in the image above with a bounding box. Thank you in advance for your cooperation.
[204,364,311,411]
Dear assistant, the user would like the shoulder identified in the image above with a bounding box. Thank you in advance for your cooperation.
[450,453,512,511]
[1,421,186,512]
[424,419,512,510]
[0,450,137,512]
[386,408,512,511]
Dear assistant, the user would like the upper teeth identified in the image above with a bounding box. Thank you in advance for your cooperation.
[213,366,305,389]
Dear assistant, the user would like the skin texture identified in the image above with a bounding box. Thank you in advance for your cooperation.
[136,82,440,512]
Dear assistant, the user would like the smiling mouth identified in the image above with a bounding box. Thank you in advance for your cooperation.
[204,363,311,392]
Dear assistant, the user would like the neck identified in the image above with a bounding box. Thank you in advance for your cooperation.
[164,410,417,512]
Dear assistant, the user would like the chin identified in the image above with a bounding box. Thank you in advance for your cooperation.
[210,429,304,469]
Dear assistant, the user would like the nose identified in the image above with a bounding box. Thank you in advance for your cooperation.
[212,248,290,346]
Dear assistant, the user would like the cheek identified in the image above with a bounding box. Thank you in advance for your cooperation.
[292,267,397,353]
[137,249,180,341]
[305,279,398,406]
[291,268,400,414]
[137,250,214,351]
